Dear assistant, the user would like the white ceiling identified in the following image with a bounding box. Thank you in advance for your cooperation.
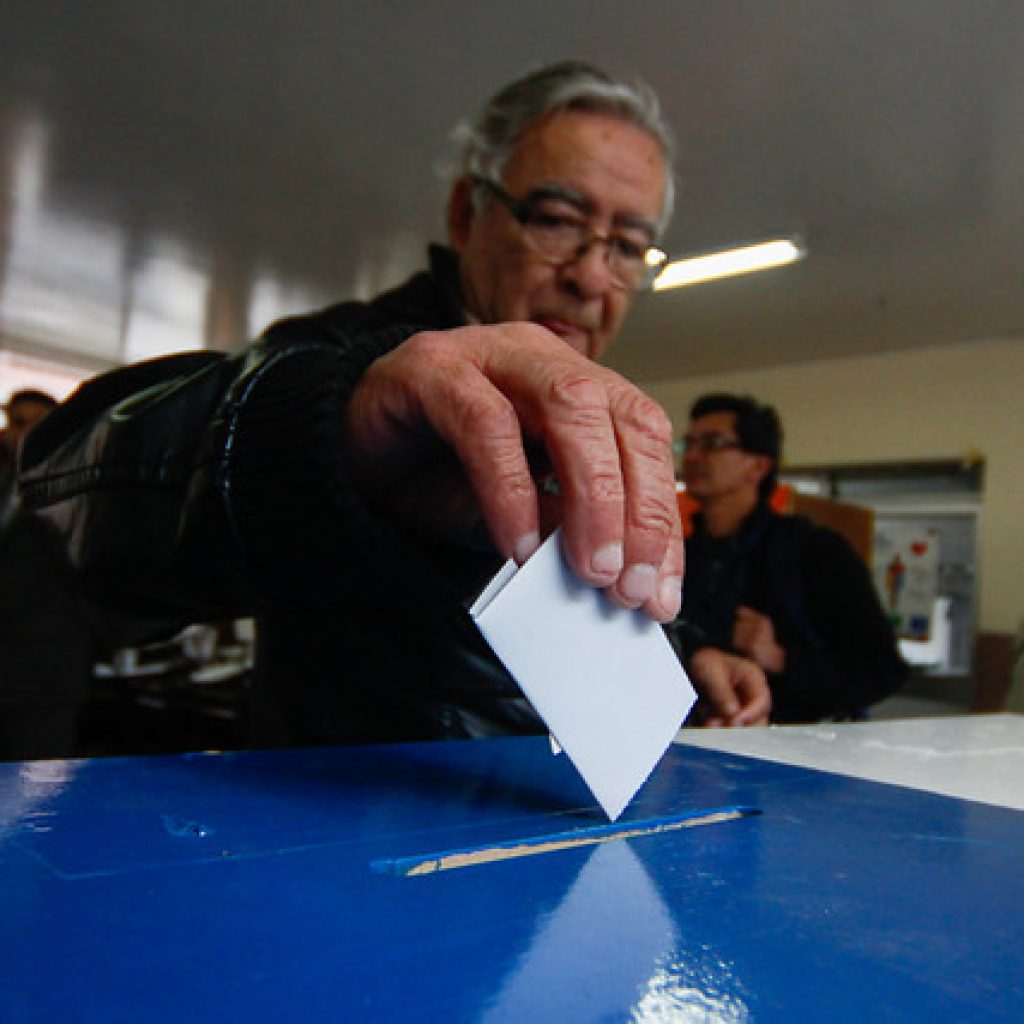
[1,0,1022,387]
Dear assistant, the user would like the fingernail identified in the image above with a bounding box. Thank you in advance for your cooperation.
[659,575,683,618]
[514,532,540,564]
[591,541,624,577]
[618,563,658,605]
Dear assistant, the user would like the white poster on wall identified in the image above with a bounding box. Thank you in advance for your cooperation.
[872,522,940,640]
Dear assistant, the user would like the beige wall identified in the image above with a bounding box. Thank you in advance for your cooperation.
[644,336,1024,634]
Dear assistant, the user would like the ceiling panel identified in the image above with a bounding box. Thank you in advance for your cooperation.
[1,0,1022,387]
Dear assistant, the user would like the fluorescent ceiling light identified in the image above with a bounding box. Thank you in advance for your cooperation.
[652,237,805,292]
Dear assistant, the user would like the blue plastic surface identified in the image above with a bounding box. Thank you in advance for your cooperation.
[2,737,1022,1021]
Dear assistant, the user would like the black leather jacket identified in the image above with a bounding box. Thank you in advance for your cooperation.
[19,247,543,745]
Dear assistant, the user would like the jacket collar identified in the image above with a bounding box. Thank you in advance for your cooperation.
[693,500,776,554]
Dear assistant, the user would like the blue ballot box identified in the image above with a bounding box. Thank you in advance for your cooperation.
[1,723,1022,1022]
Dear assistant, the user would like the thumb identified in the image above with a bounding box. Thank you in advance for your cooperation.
[691,650,740,718]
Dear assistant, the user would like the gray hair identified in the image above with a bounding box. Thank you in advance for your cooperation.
[451,60,676,235]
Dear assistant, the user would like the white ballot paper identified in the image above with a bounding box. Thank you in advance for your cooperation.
[470,530,697,821]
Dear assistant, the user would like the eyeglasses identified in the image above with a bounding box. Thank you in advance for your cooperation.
[473,177,668,291]
[681,433,744,455]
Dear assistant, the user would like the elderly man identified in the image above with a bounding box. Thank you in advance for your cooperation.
[20,62,768,747]
[674,392,907,722]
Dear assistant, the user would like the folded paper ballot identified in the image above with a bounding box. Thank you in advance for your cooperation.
[470,530,696,821]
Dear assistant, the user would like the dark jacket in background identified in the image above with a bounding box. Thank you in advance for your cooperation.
[674,503,908,722]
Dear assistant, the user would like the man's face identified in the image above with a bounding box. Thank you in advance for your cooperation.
[682,411,770,505]
[449,109,667,360]
[2,398,52,456]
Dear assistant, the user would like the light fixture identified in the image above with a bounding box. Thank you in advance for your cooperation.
[651,237,805,292]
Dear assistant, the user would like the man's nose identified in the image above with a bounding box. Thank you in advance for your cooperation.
[558,241,616,297]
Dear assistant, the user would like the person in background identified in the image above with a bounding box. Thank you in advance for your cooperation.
[1,390,58,475]
[1,390,94,759]
[671,392,908,722]
[18,62,768,750]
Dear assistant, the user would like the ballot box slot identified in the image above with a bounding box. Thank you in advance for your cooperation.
[371,804,760,877]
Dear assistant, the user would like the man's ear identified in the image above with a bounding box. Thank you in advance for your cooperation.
[446,176,477,252]
[750,454,774,488]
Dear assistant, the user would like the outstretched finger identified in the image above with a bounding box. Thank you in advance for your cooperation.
[603,384,680,616]
[536,371,630,589]
[417,360,542,563]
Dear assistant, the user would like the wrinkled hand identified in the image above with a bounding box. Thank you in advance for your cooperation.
[733,605,786,675]
[688,647,771,727]
[344,323,682,621]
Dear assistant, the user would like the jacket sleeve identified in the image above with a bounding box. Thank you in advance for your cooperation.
[17,322,427,647]
[770,525,909,721]
[662,617,713,665]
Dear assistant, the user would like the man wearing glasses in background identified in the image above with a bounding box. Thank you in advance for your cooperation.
[673,393,907,723]
[20,62,769,749]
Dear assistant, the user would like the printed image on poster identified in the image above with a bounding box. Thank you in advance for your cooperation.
[872,523,939,640]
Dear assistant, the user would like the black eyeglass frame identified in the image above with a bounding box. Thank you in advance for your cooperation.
[472,176,668,291]
[680,433,746,455]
